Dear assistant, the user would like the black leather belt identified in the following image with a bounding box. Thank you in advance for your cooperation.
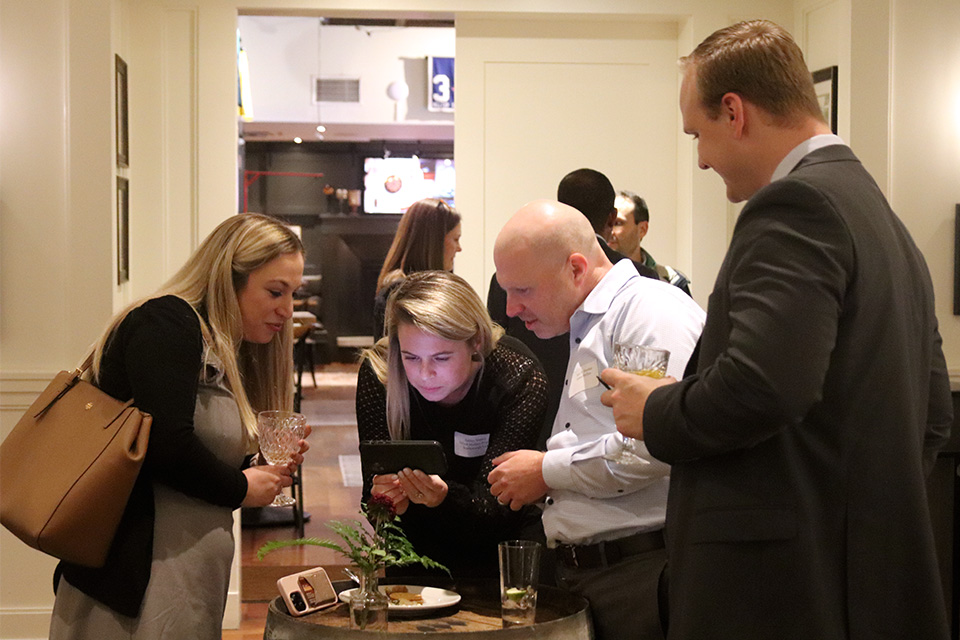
[555,529,665,570]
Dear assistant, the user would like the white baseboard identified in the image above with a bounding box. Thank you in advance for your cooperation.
[223,589,240,629]
[0,606,53,640]
[0,597,242,637]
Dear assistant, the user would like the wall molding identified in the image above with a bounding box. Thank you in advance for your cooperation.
[0,373,54,413]
[0,606,54,640]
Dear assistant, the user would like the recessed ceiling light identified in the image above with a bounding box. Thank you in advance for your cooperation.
[294,137,303,144]
[316,125,326,133]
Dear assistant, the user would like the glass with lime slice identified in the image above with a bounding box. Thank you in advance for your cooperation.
[498,541,540,627]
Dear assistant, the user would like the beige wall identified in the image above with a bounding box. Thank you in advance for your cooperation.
[2,0,958,637]
[1,1,115,635]
[889,0,960,369]
[454,16,688,291]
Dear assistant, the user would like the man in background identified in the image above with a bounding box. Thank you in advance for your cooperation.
[611,190,691,295]
[489,199,704,640]
[600,20,951,639]
[556,168,658,281]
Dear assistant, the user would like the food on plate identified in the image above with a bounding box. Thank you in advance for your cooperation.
[384,586,424,606]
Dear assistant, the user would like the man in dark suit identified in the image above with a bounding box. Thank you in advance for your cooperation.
[599,20,952,639]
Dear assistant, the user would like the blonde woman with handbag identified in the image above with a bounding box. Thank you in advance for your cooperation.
[50,213,310,639]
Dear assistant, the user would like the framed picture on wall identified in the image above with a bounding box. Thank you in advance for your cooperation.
[812,66,838,134]
[116,55,129,167]
[954,204,960,315]
[428,56,454,112]
[117,177,130,284]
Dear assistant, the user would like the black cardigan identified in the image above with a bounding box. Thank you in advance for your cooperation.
[55,296,248,617]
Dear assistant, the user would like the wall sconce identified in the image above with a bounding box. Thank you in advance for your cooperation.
[386,81,409,121]
[386,80,409,101]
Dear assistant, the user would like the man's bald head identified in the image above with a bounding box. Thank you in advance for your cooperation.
[494,199,603,267]
[493,200,612,338]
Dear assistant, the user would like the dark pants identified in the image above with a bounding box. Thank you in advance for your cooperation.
[556,548,667,640]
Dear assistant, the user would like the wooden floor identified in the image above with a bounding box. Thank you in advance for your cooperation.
[224,363,362,639]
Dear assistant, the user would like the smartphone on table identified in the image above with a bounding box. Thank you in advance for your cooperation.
[277,567,338,616]
[359,440,448,476]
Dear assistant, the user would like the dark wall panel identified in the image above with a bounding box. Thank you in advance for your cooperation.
[243,140,452,355]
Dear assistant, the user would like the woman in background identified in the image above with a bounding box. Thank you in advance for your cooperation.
[357,271,547,578]
[50,213,310,640]
[372,198,461,338]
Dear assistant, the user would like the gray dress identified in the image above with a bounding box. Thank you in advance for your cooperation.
[50,364,247,639]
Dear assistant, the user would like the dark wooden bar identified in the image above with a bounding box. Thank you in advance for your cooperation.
[264,580,593,639]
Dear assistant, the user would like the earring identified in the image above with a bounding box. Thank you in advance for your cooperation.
[471,352,482,362]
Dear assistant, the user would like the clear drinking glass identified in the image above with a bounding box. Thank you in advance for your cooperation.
[498,540,540,628]
[257,410,306,507]
[603,344,670,465]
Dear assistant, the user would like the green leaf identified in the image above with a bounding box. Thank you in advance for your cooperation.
[256,503,450,577]
[256,537,333,561]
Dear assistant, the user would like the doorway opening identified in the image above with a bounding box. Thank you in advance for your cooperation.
[237,14,455,359]
[233,13,455,621]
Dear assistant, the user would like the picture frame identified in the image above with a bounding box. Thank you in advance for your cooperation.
[117,177,130,284]
[954,204,960,315]
[115,55,129,167]
[427,56,454,112]
[812,65,838,135]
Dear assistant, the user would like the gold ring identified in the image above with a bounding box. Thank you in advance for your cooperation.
[417,492,424,499]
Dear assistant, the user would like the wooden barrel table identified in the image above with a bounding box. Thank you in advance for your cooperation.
[264,579,593,639]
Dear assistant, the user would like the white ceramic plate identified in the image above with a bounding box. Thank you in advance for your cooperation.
[338,585,461,614]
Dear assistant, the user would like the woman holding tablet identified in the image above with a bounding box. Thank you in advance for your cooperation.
[356,271,547,578]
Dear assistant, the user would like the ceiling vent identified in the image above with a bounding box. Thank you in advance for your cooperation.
[313,78,360,103]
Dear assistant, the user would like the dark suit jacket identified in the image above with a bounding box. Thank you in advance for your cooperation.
[487,239,660,448]
[644,145,952,639]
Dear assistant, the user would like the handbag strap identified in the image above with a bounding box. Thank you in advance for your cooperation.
[33,351,96,420]
[77,351,94,376]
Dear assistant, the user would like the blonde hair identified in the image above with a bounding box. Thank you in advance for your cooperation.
[90,213,304,447]
[376,198,461,290]
[361,270,503,439]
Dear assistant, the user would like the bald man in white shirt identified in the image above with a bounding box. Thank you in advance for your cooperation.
[488,200,705,640]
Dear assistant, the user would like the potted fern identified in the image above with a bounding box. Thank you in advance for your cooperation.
[258,495,447,629]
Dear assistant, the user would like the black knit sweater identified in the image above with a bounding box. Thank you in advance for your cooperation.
[356,336,548,578]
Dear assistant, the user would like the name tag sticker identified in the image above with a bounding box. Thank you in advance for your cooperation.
[569,360,600,397]
[454,432,490,458]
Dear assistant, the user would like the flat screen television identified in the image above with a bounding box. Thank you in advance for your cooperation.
[363,157,455,214]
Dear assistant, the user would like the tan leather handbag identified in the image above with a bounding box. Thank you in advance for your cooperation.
[0,360,151,568]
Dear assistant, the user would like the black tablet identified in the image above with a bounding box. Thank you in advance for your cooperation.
[359,440,448,476]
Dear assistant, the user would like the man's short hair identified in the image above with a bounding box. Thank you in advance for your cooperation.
[557,168,615,234]
[618,190,649,224]
[681,20,823,125]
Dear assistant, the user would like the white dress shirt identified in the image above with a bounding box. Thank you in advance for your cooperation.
[770,133,846,183]
[541,259,706,546]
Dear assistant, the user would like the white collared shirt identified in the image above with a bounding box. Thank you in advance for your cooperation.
[540,260,706,546]
[770,133,846,183]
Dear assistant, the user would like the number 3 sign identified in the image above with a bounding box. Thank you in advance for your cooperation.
[428,56,454,112]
